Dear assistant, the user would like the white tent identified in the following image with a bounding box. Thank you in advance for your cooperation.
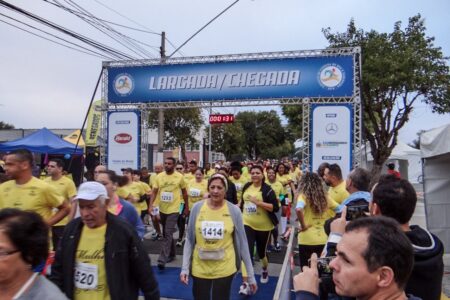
[421,123,450,253]
[362,141,422,183]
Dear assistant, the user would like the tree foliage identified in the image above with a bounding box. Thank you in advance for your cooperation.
[281,104,303,141]
[323,14,450,183]
[0,121,14,129]
[236,110,291,159]
[206,122,246,160]
[148,108,203,162]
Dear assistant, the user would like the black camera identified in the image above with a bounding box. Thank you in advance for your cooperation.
[346,204,369,221]
[309,256,335,278]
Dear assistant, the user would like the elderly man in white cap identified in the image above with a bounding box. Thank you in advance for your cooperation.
[50,182,160,300]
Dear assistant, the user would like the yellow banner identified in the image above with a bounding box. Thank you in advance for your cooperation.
[85,100,102,146]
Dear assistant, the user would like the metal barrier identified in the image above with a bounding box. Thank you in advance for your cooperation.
[273,228,297,300]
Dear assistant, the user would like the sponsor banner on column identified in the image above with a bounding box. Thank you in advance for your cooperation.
[311,104,353,178]
[107,111,140,173]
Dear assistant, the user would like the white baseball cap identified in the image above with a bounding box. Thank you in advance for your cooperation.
[75,182,109,200]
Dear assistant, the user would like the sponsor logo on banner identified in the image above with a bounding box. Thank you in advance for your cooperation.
[115,120,131,124]
[114,133,132,144]
[113,74,134,96]
[325,123,339,135]
[318,64,345,90]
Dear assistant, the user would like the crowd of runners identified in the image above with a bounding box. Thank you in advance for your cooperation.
[0,148,445,300]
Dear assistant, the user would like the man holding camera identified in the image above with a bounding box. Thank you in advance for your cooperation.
[370,175,444,300]
[293,216,420,300]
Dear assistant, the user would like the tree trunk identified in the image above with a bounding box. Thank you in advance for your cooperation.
[180,144,187,164]
[369,162,384,189]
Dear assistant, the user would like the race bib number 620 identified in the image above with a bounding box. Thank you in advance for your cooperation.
[74,262,98,290]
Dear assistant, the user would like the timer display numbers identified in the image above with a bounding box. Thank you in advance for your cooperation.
[209,114,235,124]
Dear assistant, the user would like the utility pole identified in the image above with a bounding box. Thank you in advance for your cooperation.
[157,32,166,163]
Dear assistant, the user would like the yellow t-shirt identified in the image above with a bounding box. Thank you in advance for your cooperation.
[187,179,208,210]
[45,176,77,226]
[289,167,302,186]
[328,181,350,204]
[192,202,236,279]
[116,186,132,200]
[184,173,195,183]
[154,171,187,214]
[267,180,284,205]
[277,174,293,196]
[204,169,215,180]
[149,172,158,189]
[296,195,338,246]
[128,181,150,213]
[242,184,274,231]
[229,176,249,204]
[0,177,63,221]
[74,224,110,300]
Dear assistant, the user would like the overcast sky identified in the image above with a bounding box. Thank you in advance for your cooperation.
[0,0,449,144]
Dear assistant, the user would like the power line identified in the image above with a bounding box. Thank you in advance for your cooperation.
[0,0,136,60]
[168,0,241,58]
[0,12,114,59]
[43,0,161,51]
[92,0,185,57]
[59,0,153,59]
[0,18,109,59]
[92,0,158,34]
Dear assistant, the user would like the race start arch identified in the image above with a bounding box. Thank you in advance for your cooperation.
[100,47,362,176]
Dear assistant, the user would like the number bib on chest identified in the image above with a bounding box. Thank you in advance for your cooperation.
[201,221,224,240]
[244,202,257,214]
[74,262,98,290]
[189,188,201,197]
[235,183,242,191]
[160,191,174,202]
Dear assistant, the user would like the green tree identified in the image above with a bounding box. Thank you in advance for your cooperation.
[205,122,246,160]
[281,104,303,141]
[323,14,450,184]
[237,110,291,159]
[148,108,203,163]
[0,121,14,129]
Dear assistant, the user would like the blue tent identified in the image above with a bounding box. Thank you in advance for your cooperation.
[0,127,83,155]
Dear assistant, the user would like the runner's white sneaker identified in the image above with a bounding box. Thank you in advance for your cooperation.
[260,269,269,284]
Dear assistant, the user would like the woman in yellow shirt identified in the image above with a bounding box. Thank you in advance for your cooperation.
[266,166,284,252]
[295,172,337,269]
[275,163,296,237]
[187,168,208,210]
[180,174,257,299]
[240,165,279,290]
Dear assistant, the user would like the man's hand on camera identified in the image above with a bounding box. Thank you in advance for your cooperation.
[331,206,347,235]
[293,253,320,295]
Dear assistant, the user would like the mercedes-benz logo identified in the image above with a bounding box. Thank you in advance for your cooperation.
[326,123,338,135]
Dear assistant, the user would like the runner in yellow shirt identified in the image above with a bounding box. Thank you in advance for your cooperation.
[295,172,338,269]
[0,149,68,226]
[149,163,163,240]
[132,169,151,218]
[275,163,296,236]
[240,165,279,286]
[203,162,215,180]
[266,166,284,252]
[149,157,188,270]
[229,166,249,207]
[323,164,350,204]
[187,168,207,210]
[45,158,77,248]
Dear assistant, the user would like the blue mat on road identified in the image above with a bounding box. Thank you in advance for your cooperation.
[152,266,278,300]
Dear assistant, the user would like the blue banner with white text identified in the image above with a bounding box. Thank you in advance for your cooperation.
[107,55,354,103]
